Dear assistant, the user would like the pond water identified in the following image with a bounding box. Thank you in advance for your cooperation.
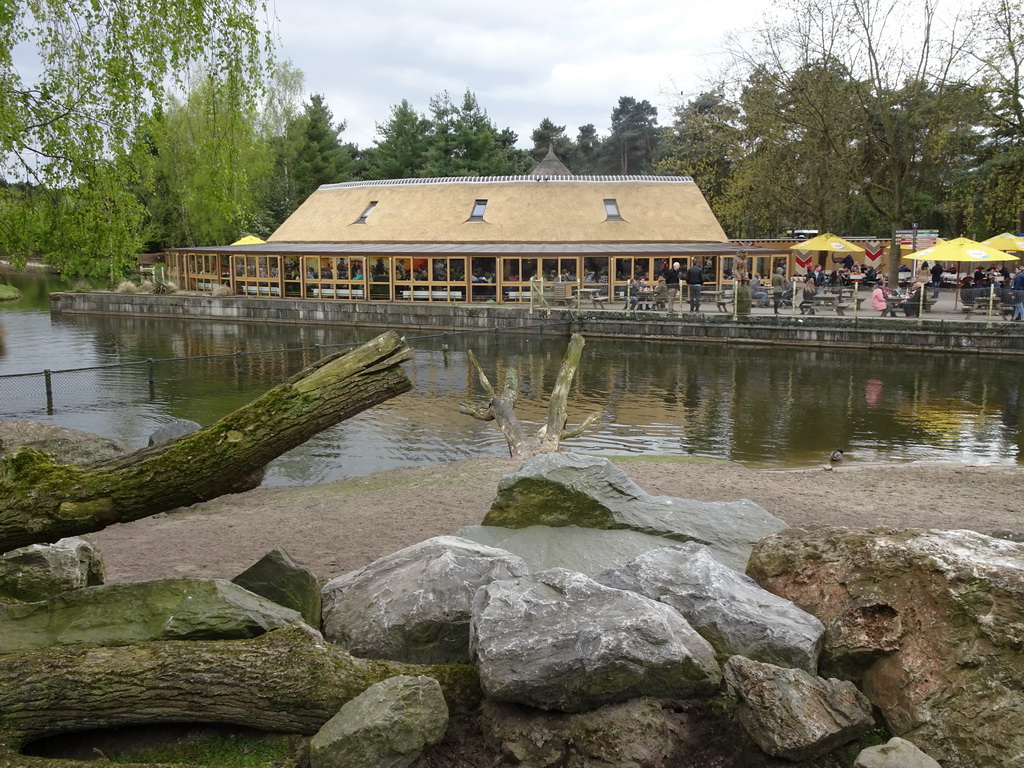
[1,270,1020,485]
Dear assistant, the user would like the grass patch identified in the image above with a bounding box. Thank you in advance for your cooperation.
[0,283,22,301]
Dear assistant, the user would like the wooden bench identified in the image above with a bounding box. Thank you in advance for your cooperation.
[716,291,734,312]
[834,303,851,316]
[400,289,463,301]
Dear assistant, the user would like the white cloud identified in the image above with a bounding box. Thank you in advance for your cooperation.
[273,0,769,148]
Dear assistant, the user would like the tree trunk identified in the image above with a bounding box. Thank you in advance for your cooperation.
[0,331,413,554]
[459,333,599,460]
[0,624,480,758]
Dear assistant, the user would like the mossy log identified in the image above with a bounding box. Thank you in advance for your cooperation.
[0,331,413,554]
[458,333,599,460]
[0,623,480,761]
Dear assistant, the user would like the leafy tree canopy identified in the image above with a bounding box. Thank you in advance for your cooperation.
[0,0,272,277]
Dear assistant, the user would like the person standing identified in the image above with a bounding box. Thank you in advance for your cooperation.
[664,261,682,313]
[1012,265,1024,321]
[771,267,785,314]
[930,261,944,300]
[685,261,705,311]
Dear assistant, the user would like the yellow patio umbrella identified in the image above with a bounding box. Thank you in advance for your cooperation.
[981,232,1024,252]
[231,235,266,246]
[902,237,1017,263]
[788,233,865,253]
[903,237,1018,312]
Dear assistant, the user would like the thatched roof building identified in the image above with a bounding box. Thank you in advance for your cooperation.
[167,152,784,303]
[269,174,729,245]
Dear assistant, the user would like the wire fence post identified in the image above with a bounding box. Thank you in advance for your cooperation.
[147,358,155,400]
[44,369,53,414]
[234,350,243,376]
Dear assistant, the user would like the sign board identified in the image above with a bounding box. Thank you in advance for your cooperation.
[896,229,939,249]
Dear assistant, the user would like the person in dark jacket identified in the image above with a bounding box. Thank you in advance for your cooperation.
[664,261,682,313]
[930,262,944,299]
[904,282,924,317]
[685,262,705,311]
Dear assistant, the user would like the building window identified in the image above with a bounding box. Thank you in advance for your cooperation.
[355,201,377,224]
[604,199,623,221]
[469,199,488,221]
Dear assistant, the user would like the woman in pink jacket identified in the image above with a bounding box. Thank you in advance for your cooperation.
[871,280,897,317]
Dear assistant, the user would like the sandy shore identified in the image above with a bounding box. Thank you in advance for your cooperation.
[88,456,1024,584]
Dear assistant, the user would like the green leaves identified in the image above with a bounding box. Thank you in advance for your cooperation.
[1,0,272,278]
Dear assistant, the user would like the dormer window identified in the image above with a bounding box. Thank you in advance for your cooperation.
[469,199,488,222]
[604,199,623,221]
[355,201,377,224]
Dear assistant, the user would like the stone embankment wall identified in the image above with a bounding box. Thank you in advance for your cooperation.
[51,292,1024,356]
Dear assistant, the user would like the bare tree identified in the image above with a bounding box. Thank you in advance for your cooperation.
[459,333,600,460]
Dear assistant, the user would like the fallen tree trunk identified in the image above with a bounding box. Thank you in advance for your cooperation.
[0,624,480,758]
[0,331,413,553]
[459,333,599,460]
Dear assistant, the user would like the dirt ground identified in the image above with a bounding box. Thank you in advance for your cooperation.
[89,456,1024,584]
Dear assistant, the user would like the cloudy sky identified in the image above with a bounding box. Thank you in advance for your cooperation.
[269,0,767,149]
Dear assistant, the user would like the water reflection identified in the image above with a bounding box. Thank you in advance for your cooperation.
[0,271,1020,485]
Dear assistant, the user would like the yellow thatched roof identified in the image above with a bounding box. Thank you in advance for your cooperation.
[268,176,729,245]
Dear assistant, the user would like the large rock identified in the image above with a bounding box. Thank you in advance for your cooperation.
[595,542,824,672]
[723,655,874,762]
[482,453,786,571]
[747,527,1024,768]
[0,577,304,653]
[457,524,681,576]
[0,420,127,465]
[855,737,942,768]
[481,698,670,768]
[321,536,529,664]
[147,417,201,446]
[0,537,104,602]
[233,547,321,627]
[309,674,448,768]
[470,568,721,712]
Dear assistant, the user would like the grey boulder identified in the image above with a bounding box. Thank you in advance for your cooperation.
[0,577,304,654]
[482,453,786,571]
[723,655,874,762]
[595,542,824,672]
[471,567,721,712]
[855,737,941,768]
[457,524,681,577]
[233,547,321,627]
[0,537,104,602]
[309,674,448,768]
[0,420,126,464]
[321,536,529,664]
[147,418,201,446]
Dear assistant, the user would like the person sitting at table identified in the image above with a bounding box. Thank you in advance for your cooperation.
[871,280,898,317]
[623,276,642,309]
[750,273,769,307]
[799,275,817,313]
[903,282,924,317]
[651,276,668,309]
